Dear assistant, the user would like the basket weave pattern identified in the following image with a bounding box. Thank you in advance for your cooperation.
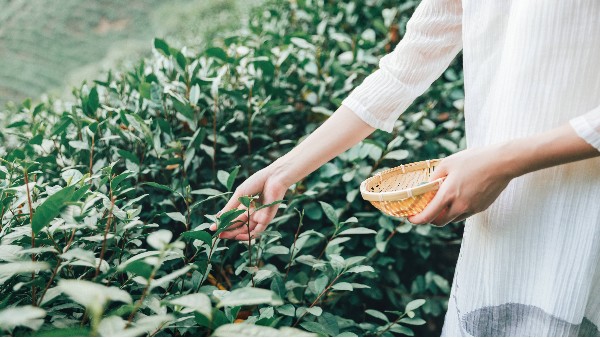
[360,159,443,217]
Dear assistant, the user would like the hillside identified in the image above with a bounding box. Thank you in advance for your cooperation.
[0,0,259,106]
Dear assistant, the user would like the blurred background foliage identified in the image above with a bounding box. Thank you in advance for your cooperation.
[0,0,465,336]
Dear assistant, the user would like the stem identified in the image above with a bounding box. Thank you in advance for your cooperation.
[247,85,253,174]
[212,96,218,180]
[37,259,61,306]
[89,134,95,175]
[246,204,255,287]
[377,313,406,336]
[24,167,36,304]
[284,209,304,282]
[64,229,77,252]
[126,254,161,327]
[292,273,342,327]
[96,191,115,278]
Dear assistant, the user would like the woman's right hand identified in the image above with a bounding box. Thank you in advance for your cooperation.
[208,165,290,241]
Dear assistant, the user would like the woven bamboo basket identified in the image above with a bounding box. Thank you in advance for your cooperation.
[360,159,444,218]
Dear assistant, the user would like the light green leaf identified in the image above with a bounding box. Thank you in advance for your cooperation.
[213,323,316,337]
[0,306,46,331]
[147,229,173,250]
[266,245,289,255]
[217,287,283,308]
[405,299,426,312]
[331,282,353,291]
[314,275,329,294]
[0,262,50,284]
[345,265,375,274]
[383,149,410,160]
[168,293,212,319]
[165,212,187,225]
[338,227,376,236]
[58,280,132,317]
[365,309,389,323]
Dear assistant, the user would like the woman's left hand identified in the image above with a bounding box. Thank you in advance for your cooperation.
[407,143,517,226]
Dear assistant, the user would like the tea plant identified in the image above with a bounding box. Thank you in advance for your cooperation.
[0,0,465,335]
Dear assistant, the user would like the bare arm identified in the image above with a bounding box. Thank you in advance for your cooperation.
[407,122,600,226]
[209,105,374,240]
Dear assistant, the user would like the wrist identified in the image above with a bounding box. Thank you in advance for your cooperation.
[269,156,297,189]
[496,137,536,179]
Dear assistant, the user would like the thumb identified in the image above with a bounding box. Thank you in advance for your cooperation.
[428,162,448,182]
[252,188,282,226]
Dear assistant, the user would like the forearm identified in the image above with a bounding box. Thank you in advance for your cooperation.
[270,105,375,187]
[502,122,600,178]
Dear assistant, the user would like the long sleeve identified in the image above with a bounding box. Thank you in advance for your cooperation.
[569,105,600,152]
[342,0,463,133]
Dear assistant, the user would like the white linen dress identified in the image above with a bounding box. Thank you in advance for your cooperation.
[341,0,600,336]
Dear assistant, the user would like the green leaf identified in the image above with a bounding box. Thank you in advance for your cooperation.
[32,327,91,337]
[181,230,212,244]
[147,229,173,250]
[191,188,223,196]
[0,306,46,331]
[331,282,353,291]
[238,196,253,208]
[87,87,99,114]
[383,149,409,160]
[399,317,426,325]
[142,182,174,193]
[31,185,77,235]
[226,166,240,191]
[123,260,153,279]
[172,98,194,120]
[365,309,389,323]
[314,275,329,294]
[165,212,187,224]
[110,171,133,191]
[139,82,151,100]
[176,51,187,69]
[154,38,171,56]
[319,201,338,226]
[58,280,132,316]
[405,299,426,312]
[255,199,285,211]
[299,321,329,336]
[213,323,316,337]
[217,287,283,308]
[345,265,375,274]
[389,323,414,336]
[338,227,377,236]
[215,208,246,235]
[168,293,212,319]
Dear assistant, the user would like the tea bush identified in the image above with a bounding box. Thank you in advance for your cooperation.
[0,0,465,336]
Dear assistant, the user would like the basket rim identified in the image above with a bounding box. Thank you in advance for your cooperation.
[359,159,444,202]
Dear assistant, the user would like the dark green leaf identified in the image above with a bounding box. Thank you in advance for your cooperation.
[182,230,212,244]
[123,260,153,279]
[226,166,240,191]
[319,201,338,226]
[154,38,171,56]
[31,185,77,235]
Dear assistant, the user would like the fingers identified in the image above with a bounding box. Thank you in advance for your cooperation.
[429,162,449,182]
[220,223,255,239]
[209,189,245,231]
[235,223,267,241]
[217,212,251,239]
[407,184,450,224]
[251,184,282,226]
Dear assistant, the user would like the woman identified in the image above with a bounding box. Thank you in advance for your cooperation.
[210,0,600,335]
